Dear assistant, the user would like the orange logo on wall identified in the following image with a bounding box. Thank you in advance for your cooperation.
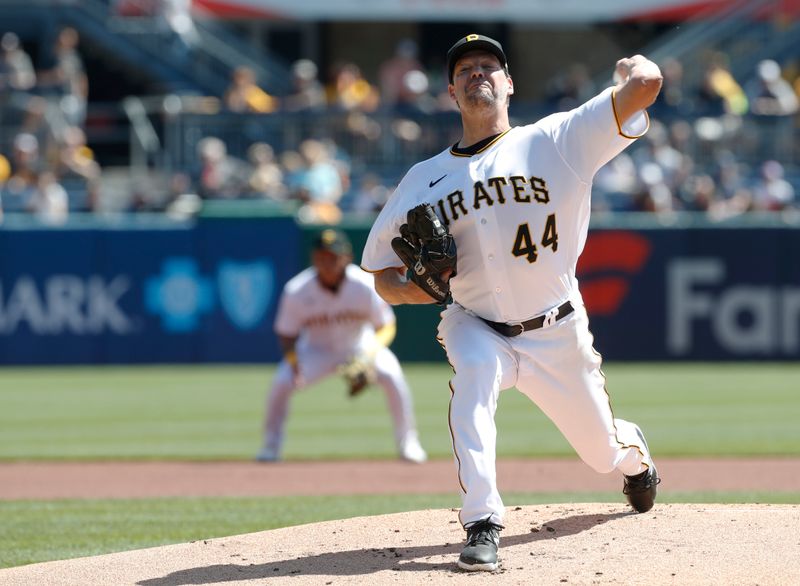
[577,231,652,316]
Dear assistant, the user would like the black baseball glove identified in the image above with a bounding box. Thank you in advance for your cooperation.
[391,203,457,305]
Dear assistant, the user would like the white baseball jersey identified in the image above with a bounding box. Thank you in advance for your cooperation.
[274,264,393,358]
[362,86,654,528]
[362,86,647,323]
[261,263,426,464]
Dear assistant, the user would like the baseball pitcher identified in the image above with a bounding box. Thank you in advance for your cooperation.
[362,34,662,571]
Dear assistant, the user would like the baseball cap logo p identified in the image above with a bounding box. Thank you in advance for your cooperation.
[466,34,479,42]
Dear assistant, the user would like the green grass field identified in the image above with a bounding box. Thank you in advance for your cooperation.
[2,362,799,460]
[1,362,798,568]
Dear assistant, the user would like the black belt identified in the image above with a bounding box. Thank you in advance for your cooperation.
[480,301,574,337]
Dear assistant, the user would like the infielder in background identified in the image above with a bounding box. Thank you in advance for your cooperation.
[362,34,662,571]
[257,229,427,464]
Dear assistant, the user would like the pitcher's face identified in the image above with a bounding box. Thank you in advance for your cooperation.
[449,50,513,111]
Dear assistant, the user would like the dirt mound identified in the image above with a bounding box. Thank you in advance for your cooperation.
[2,503,798,585]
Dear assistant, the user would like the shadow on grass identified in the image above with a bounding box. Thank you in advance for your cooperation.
[138,510,630,585]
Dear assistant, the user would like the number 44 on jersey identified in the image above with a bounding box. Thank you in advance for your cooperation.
[512,214,559,263]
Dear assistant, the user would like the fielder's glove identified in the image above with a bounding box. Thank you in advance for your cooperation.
[391,203,457,305]
[338,355,376,397]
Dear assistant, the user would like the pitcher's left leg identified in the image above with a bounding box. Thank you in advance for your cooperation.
[514,307,657,508]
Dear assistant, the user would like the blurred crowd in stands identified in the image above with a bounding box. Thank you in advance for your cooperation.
[219,39,455,116]
[1,25,799,224]
[0,27,97,224]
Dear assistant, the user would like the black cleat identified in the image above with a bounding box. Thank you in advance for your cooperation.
[624,465,660,513]
[624,424,660,513]
[457,518,502,572]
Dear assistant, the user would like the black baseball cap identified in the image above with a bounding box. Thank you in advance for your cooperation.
[446,34,508,83]
[313,229,352,256]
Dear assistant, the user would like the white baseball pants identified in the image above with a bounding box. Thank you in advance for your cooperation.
[262,346,419,457]
[438,301,653,528]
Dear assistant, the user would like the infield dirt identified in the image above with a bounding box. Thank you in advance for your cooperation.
[3,457,800,499]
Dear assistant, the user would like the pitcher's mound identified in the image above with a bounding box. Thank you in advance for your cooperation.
[2,503,799,585]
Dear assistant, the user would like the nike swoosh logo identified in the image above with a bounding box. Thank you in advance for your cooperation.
[429,175,447,188]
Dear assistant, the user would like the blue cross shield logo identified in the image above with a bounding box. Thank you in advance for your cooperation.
[218,260,273,330]
[145,258,214,333]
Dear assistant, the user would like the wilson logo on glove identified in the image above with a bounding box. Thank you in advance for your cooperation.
[425,276,448,299]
